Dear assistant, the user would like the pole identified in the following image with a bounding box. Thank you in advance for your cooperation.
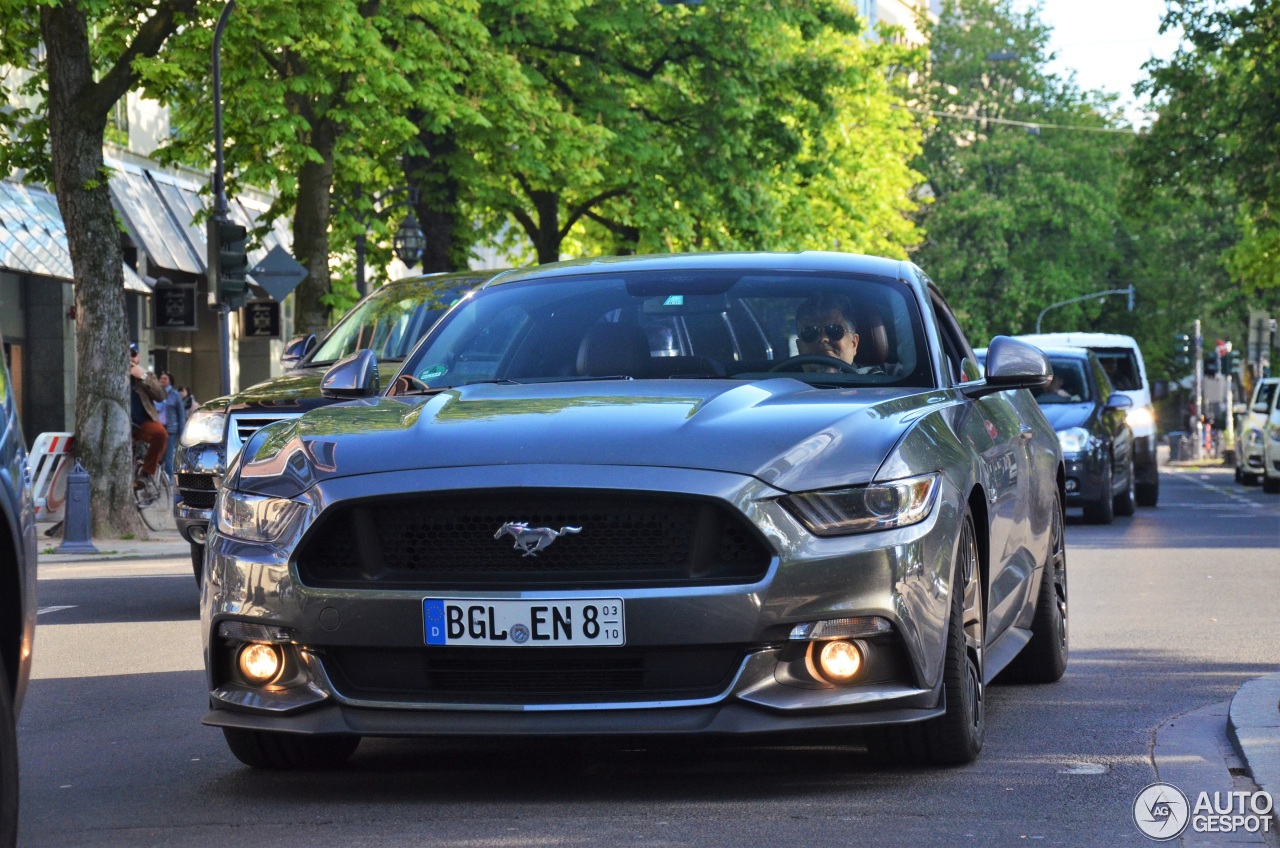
[211,0,235,398]
[1035,285,1135,334]
[1193,319,1204,460]
[355,231,367,298]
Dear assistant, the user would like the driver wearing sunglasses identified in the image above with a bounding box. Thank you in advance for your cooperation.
[795,293,860,369]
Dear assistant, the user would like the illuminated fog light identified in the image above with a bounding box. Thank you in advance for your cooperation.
[817,640,864,682]
[237,643,283,685]
[1065,478,1079,493]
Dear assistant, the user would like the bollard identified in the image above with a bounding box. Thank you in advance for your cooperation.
[55,459,98,554]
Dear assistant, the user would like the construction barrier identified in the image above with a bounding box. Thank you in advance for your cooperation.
[30,432,74,522]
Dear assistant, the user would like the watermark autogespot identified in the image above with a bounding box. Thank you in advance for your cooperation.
[1134,782,1275,841]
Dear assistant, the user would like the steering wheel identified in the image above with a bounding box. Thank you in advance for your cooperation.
[767,354,860,374]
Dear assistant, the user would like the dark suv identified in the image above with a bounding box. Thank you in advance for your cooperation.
[0,329,37,846]
[175,270,499,581]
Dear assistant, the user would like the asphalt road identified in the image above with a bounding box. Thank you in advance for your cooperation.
[16,467,1280,847]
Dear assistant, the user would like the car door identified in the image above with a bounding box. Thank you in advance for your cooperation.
[927,288,1038,643]
[1092,356,1133,484]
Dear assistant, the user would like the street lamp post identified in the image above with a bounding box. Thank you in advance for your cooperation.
[1035,285,1135,334]
[340,186,426,298]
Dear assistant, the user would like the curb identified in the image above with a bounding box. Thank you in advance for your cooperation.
[38,543,191,564]
[1228,672,1280,833]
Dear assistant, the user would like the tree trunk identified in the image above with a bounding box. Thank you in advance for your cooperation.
[407,128,469,273]
[531,189,561,265]
[291,113,339,336]
[42,3,147,538]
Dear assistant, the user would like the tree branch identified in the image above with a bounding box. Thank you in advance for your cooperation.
[559,186,630,240]
[90,0,198,111]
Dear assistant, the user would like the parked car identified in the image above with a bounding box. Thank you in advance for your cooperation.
[1256,378,1280,495]
[0,330,38,846]
[1030,346,1135,523]
[202,252,1067,770]
[1017,333,1163,506]
[176,270,500,584]
[1237,377,1279,487]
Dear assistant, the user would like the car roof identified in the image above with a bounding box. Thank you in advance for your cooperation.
[482,252,909,288]
[1017,332,1142,350]
[1033,345,1097,359]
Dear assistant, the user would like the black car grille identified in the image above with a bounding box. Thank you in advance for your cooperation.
[295,491,773,589]
[177,473,218,509]
[233,414,290,444]
[320,645,745,704]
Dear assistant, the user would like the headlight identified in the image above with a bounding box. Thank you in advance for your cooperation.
[1057,427,1091,453]
[215,490,307,543]
[1248,428,1263,446]
[1125,406,1155,429]
[181,409,227,447]
[780,473,939,537]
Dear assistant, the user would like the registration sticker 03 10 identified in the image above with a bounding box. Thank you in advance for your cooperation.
[423,598,624,647]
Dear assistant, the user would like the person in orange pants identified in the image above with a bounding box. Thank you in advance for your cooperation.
[128,342,168,487]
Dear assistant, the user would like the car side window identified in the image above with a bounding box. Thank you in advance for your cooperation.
[928,290,977,385]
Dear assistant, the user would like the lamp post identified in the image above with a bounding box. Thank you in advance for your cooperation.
[338,186,427,298]
[1035,285,1135,334]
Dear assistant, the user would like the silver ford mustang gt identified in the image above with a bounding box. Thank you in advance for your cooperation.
[201,252,1067,769]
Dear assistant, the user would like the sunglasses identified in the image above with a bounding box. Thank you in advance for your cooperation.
[798,323,849,344]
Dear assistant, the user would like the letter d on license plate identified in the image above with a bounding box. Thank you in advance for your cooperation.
[423,598,625,647]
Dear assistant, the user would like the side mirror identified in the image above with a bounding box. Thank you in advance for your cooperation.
[321,349,380,399]
[1151,379,1169,402]
[282,334,318,370]
[963,336,1052,398]
[1104,393,1134,410]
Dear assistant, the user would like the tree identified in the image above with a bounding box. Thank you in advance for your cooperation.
[1132,0,1280,293]
[143,0,495,335]
[0,0,199,537]
[911,0,1135,342]
[464,0,925,264]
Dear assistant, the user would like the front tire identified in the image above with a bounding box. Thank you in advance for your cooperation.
[1002,496,1068,683]
[190,543,204,588]
[1264,473,1280,495]
[0,652,18,848]
[1135,463,1159,506]
[222,728,360,770]
[1083,460,1115,524]
[1113,453,1136,517]
[869,513,984,766]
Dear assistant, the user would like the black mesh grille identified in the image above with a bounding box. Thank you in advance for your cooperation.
[321,645,744,704]
[295,491,772,589]
[177,473,217,509]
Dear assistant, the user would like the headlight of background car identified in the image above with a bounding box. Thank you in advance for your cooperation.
[181,408,227,447]
[1248,428,1263,446]
[1057,427,1091,453]
[216,490,307,544]
[1125,405,1155,430]
[780,473,939,537]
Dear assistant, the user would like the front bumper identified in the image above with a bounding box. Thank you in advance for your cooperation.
[1062,449,1108,506]
[201,465,964,737]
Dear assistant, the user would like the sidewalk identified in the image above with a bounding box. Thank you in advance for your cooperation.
[37,522,191,564]
[1230,673,1280,830]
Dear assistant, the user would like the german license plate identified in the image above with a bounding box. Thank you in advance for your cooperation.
[423,598,625,647]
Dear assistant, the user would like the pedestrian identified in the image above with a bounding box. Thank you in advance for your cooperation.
[129,343,167,489]
[178,385,198,414]
[158,371,186,481]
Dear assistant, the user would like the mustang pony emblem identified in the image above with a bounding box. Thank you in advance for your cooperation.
[494,522,582,557]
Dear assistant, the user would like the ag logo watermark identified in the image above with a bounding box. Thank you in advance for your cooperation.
[1134,782,1275,840]
[1134,783,1189,840]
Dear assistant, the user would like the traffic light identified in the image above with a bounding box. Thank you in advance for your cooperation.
[1203,354,1219,377]
[1173,333,1191,367]
[1223,349,1239,375]
[215,220,249,308]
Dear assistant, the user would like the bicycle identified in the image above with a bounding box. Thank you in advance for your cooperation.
[132,439,175,532]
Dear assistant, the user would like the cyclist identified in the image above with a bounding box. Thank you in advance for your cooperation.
[129,342,167,491]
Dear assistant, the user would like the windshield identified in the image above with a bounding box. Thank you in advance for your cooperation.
[1254,381,1278,413]
[1092,348,1141,391]
[393,270,932,392]
[308,277,480,366]
[1037,358,1092,404]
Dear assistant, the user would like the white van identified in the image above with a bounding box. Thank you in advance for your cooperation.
[1238,377,1279,487]
[1017,333,1164,506]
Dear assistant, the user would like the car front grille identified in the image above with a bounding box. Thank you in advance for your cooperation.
[320,645,745,704]
[177,473,218,509]
[295,490,773,590]
[231,414,295,446]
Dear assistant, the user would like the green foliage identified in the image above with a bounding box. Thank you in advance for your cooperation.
[912,0,1136,343]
